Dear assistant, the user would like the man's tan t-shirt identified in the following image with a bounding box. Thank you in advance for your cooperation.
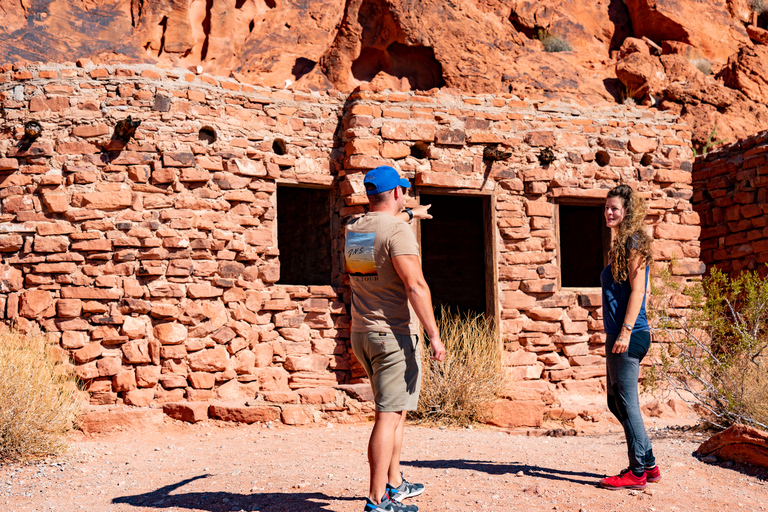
[345,212,420,335]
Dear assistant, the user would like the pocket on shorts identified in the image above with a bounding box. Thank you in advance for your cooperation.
[367,332,402,360]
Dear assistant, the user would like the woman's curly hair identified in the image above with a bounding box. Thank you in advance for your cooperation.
[607,185,653,282]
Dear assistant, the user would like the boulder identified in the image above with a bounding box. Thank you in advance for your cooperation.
[696,424,768,468]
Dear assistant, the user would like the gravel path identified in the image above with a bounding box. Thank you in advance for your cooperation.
[1,419,766,512]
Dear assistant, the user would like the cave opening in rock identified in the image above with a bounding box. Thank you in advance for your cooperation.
[351,42,445,91]
[276,185,332,285]
[292,58,316,81]
[418,192,492,320]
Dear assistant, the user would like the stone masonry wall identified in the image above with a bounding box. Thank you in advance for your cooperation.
[693,130,768,277]
[337,87,703,423]
[0,61,703,427]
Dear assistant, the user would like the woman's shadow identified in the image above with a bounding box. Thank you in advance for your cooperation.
[112,474,357,511]
[405,459,604,486]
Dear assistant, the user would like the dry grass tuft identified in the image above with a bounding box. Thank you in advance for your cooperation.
[691,58,712,76]
[0,331,82,462]
[411,309,506,427]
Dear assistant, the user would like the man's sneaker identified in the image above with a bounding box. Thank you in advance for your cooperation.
[386,473,425,502]
[645,465,662,483]
[599,468,647,490]
[363,496,418,512]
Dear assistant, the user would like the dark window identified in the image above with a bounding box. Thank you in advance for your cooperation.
[420,193,488,317]
[558,203,610,288]
[276,186,331,285]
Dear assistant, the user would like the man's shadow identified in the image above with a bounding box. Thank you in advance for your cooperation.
[404,459,604,486]
[113,474,358,511]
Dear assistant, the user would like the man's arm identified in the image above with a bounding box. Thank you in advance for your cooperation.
[395,204,433,223]
[391,254,446,361]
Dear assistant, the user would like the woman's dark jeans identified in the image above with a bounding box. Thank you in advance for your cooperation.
[605,330,655,473]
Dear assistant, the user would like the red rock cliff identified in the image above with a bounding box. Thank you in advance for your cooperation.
[2,0,768,149]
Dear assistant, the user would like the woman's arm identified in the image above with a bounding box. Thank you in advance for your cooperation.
[612,251,648,354]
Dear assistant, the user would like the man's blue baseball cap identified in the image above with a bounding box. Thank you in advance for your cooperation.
[364,166,411,195]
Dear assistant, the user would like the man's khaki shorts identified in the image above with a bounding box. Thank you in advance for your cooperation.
[350,331,421,412]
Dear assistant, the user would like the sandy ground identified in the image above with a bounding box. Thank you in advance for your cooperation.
[1,413,767,512]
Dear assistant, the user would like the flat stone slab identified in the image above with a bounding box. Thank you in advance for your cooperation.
[208,402,281,423]
[76,408,164,433]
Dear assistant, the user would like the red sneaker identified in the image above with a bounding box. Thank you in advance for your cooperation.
[645,465,662,483]
[600,469,647,490]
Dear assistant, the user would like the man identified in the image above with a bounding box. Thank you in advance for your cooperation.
[345,165,447,512]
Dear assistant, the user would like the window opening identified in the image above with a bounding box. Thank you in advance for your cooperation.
[276,186,332,285]
[558,203,610,288]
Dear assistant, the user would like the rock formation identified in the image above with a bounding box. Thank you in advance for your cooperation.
[696,423,768,468]
[1,1,768,155]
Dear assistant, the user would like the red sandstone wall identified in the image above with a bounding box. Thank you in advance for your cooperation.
[338,88,702,422]
[693,130,768,277]
[0,62,702,426]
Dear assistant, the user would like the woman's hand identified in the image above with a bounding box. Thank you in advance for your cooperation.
[612,335,630,353]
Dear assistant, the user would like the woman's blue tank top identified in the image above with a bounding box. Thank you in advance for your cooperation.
[600,263,650,335]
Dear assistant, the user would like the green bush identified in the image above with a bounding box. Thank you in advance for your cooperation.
[0,331,82,462]
[411,309,506,427]
[647,266,768,430]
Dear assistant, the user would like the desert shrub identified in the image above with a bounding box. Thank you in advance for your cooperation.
[536,29,572,52]
[411,309,506,426]
[691,58,712,76]
[692,123,727,156]
[0,331,82,462]
[647,265,768,430]
[749,0,767,14]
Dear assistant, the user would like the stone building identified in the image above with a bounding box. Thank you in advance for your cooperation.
[693,129,768,277]
[0,62,703,427]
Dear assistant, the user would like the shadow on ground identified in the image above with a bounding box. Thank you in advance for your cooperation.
[404,459,604,486]
[113,475,358,511]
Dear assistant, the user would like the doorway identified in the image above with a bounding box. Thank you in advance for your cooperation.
[418,192,494,320]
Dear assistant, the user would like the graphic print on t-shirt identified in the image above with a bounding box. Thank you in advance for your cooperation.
[345,231,377,276]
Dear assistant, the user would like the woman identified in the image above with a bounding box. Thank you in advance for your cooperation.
[599,184,661,490]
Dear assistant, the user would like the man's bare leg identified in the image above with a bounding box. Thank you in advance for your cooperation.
[368,410,406,502]
[388,410,407,487]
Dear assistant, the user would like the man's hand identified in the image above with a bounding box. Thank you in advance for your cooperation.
[429,336,446,361]
[411,204,432,220]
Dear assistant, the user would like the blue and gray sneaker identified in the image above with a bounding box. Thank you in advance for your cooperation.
[363,495,418,512]
[386,473,425,502]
